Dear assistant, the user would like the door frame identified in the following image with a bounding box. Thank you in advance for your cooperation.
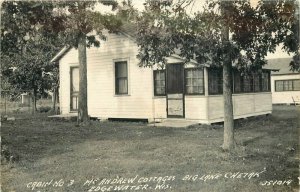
[166,63,185,118]
[70,66,79,112]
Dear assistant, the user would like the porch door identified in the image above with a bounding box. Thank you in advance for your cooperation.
[70,67,79,111]
[166,63,185,118]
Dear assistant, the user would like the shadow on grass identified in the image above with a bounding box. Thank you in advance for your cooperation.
[1,113,180,165]
[1,105,299,177]
[241,135,266,146]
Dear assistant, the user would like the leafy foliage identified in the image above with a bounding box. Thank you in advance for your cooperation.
[1,1,62,100]
[136,0,299,150]
[290,53,300,71]
[136,0,299,71]
[53,1,122,49]
[1,1,124,114]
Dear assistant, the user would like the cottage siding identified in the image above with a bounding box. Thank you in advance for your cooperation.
[59,33,154,119]
[254,93,272,112]
[208,96,224,119]
[271,74,300,104]
[154,98,167,119]
[233,94,255,115]
[185,96,207,120]
[208,93,272,123]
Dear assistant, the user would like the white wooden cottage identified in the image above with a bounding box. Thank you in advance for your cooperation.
[51,30,273,124]
[266,58,300,104]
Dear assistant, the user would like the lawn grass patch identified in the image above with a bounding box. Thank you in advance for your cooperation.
[1,105,299,192]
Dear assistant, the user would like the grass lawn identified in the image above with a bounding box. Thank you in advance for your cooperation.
[1,105,299,192]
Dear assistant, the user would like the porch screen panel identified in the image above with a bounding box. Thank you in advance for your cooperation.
[261,72,270,92]
[233,71,242,93]
[154,70,166,96]
[208,68,223,94]
[115,61,128,94]
[243,75,253,92]
[185,68,204,94]
[253,73,261,92]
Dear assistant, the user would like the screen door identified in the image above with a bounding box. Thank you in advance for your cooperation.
[166,63,185,118]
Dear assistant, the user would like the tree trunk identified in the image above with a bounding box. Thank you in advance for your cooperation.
[32,89,37,114]
[56,80,60,104]
[52,86,57,114]
[78,33,89,123]
[222,60,235,151]
[221,2,235,151]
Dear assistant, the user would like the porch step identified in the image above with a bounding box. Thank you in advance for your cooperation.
[148,119,199,128]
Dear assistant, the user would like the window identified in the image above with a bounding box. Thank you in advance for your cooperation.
[284,80,293,91]
[275,79,300,91]
[242,74,253,92]
[294,79,300,90]
[209,68,271,95]
[233,70,242,93]
[233,70,270,93]
[261,72,270,92]
[208,68,223,94]
[153,70,166,96]
[185,68,204,95]
[275,81,284,91]
[253,73,261,92]
[115,61,128,94]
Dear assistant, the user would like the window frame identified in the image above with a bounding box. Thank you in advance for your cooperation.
[114,60,129,95]
[233,70,242,93]
[253,72,261,92]
[208,68,223,95]
[275,79,300,92]
[184,67,205,95]
[232,70,271,94]
[153,69,166,96]
[261,70,271,92]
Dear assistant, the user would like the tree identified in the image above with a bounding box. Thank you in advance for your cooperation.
[290,53,300,71]
[136,0,299,151]
[1,1,63,111]
[53,1,122,123]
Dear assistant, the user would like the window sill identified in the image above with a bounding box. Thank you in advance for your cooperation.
[154,95,166,98]
[207,92,271,96]
[275,90,300,92]
[114,94,131,97]
[231,92,271,96]
[185,94,205,97]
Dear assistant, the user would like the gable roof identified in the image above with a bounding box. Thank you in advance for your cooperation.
[120,21,137,38]
[51,22,138,63]
[265,58,298,75]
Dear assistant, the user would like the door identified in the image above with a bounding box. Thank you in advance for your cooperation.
[166,63,185,118]
[70,67,79,111]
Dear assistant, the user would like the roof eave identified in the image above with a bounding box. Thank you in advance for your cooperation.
[50,46,71,63]
[262,68,280,72]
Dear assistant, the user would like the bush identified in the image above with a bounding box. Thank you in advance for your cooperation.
[38,106,51,113]
[0,137,19,164]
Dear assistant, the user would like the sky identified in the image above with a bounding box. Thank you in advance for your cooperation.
[98,0,292,59]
